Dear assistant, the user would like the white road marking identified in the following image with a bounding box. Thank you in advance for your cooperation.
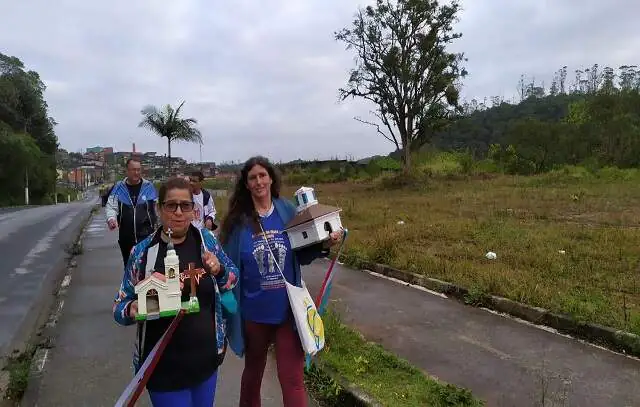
[35,349,49,372]
[57,300,64,315]
[458,335,512,360]
[366,270,448,298]
[0,204,79,242]
[364,268,640,362]
[11,212,75,277]
[479,306,640,362]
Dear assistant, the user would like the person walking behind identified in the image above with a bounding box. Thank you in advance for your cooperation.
[106,158,158,266]
[189,171,217,231]
[218,156,343,407]
[113,177,238,407]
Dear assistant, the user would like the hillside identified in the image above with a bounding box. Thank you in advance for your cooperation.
[431,64,640,173]
[432,93,583,152]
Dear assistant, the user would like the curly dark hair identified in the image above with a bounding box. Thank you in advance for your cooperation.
[218,156,281,244]
[159,177,193,203]
[190,170,204,181]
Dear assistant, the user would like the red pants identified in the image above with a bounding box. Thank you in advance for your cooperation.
[239,319,307,407]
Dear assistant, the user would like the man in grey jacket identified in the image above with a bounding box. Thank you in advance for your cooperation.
[105,159,158,265]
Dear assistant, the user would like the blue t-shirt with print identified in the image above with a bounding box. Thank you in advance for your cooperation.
[240,207,295,324]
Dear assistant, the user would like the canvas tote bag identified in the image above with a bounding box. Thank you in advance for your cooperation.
[258,221,325,356]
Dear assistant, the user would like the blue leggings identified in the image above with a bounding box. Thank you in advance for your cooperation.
[148,371,218,407]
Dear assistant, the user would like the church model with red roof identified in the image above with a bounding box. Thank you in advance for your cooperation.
[284,186,342,250]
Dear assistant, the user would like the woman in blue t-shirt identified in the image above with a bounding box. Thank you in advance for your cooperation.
[219,156,343,407]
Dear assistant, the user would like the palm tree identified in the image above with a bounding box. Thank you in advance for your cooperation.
[138,101,202,175]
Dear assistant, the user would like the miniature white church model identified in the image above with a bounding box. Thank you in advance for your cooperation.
[284,186,343,250]
[134,235,200,321]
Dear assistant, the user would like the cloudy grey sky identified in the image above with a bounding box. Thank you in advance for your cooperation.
[2,0,638,163]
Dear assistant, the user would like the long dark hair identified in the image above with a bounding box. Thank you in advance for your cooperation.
[218,156,282,244]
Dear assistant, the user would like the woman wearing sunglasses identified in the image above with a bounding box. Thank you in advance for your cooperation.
[113,177,238,407]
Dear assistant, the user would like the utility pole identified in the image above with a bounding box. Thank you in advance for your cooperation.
[25,168,29,205]
[54,155,58,204]
[199,142,203,163]
[22,121,30,206]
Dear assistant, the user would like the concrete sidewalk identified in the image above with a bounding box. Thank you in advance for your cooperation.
[303,261,640,407]
[23,214,316,407]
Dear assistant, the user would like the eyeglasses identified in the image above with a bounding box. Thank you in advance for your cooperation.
[162,201,194,213]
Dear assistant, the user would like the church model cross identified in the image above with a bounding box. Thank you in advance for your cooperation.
[184,262,205,298]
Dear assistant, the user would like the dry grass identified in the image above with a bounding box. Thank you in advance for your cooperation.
[317,173,640,335]
[214,166,640,335]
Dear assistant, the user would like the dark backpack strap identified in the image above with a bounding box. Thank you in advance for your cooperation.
[202,189,211,206]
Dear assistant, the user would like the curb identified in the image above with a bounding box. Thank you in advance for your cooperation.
[3,207,95,406]
[365,262,640,358]
[307,359,382,407]
[0,205,35,213]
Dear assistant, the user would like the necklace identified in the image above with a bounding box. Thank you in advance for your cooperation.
[257,203,274,218]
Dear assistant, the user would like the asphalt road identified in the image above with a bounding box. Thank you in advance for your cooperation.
[0,206,29,214]
[303,261,640,407]
[0,196,96,358]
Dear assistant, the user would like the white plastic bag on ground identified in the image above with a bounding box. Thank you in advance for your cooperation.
[485,251,497,260]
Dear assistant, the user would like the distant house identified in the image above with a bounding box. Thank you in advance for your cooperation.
[201,162,218,177]
[184,162,218,178]
[355,156,382,166]
[216,171,237,184]
[278,159,352,173]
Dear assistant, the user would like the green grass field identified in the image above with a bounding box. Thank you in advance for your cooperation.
[214,161,640,336]
[207,155,640,405]
[307,312,483,407]
[300,166,640,336]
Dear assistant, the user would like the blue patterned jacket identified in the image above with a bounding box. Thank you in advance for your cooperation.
[112,225,238,373]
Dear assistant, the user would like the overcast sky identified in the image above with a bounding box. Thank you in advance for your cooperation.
[2,0,638,163]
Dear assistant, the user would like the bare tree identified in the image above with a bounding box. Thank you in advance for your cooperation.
[336,0,467,170]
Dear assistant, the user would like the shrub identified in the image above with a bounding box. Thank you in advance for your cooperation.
[456,149,476,174]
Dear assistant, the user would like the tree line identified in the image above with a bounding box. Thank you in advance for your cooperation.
[432,64,640,174]
[0,52,59,206]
